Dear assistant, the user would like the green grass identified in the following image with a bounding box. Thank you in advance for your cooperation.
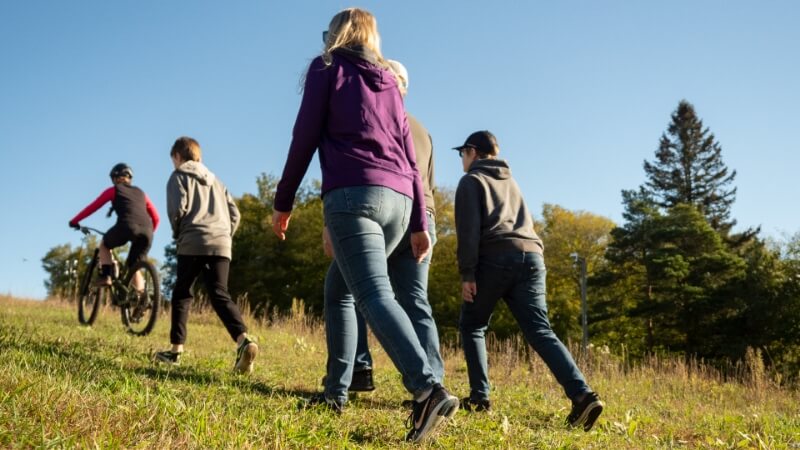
[1,295,799,449]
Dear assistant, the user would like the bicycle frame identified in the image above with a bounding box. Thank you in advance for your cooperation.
[74,226,161,335]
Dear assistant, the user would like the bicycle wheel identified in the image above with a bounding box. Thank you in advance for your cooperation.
[119,260,160,336]
[78,251,102,325]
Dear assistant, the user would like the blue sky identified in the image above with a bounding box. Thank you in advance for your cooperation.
[1,1,798,299]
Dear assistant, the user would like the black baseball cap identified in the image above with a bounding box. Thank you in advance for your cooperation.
[452,130,498,155]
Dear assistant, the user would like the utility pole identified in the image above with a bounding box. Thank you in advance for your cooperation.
[570,253,588,353]
[65,259,78,302]
[71,259,78,301]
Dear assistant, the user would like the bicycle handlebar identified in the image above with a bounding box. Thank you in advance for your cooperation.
[78,226,106,236]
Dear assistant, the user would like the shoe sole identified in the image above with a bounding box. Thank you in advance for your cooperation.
[571,400,604,431]
[444,398,460,419]
[410,395,459,443]
[154,355,179,366]
[349,384,375,392]
[582,401,604,431]
[234,343,258,374]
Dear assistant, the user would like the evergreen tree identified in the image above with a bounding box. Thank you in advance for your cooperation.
[728,236,800,379]
[592,188,659,353]
[600,202,746,354]
[595,101,797,376]
[643,100,738,234]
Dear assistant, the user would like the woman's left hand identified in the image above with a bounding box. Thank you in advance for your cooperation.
[322,225,334,258]
[410,230,430,263]
[272,209,292,240]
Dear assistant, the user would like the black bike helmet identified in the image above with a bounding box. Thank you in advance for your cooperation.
[109,162,133,180]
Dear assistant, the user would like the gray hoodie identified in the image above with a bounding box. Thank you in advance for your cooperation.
[455,158,543,282]
[167,161,240,259]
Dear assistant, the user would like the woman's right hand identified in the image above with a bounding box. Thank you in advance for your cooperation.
[462,281,477,303]
[272,209,292,240]
[410,230,430,263]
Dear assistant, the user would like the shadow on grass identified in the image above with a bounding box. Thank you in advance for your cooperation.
[349,393,412,412]
[133,365,321,400]
[133,365,220,386]
[3,326,317,402]
[133,365,395,444]
[1,328,122,375]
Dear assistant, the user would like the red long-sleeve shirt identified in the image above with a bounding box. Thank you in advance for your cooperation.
[70,184,159,230]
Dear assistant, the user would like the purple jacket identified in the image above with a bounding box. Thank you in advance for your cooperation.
[274,48,427,232]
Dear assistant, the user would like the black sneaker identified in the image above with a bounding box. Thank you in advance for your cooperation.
[461,397,491,412]
[302,392,344,415]
[154,350,181,366]
[349,368,375,392]
[405,384,459,443]
[320,368,376,392]
[234,337,258,374]
[566,391,604,431]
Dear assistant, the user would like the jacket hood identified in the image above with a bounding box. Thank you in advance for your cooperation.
[175,161,216,186]
[333,46,397,92]
[468,158,512,180]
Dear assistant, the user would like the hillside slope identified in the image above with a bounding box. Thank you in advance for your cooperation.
[1,296,798,449]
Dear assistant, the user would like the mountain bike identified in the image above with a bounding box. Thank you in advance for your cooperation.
[75,226,160,336]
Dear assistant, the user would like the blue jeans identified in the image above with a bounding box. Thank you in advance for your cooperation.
[330,210,444,384]
[459,251,590,402]
[323,186,437,404]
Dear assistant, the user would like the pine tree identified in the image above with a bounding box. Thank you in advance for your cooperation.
[643,100,738,234]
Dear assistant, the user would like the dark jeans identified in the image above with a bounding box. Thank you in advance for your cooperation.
[170,255,247,345]
[459,251,590,402]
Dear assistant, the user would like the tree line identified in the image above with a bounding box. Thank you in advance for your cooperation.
[43,100,800,380]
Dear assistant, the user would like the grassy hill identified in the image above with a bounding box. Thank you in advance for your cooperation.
[1,295,798,449]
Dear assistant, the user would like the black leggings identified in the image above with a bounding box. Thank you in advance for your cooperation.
[103,223,152,268]
[170,255,247,345]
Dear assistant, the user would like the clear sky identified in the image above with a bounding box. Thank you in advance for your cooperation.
[1,1,798,299]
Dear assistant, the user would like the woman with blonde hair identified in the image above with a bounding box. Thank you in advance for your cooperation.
[272,8,458,443]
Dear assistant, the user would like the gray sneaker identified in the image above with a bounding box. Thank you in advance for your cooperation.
[234,337,258,374]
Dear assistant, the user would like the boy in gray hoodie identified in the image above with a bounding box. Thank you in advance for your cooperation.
[155,136,258,373]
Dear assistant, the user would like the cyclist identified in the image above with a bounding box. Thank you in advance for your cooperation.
[68,163,160,290]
